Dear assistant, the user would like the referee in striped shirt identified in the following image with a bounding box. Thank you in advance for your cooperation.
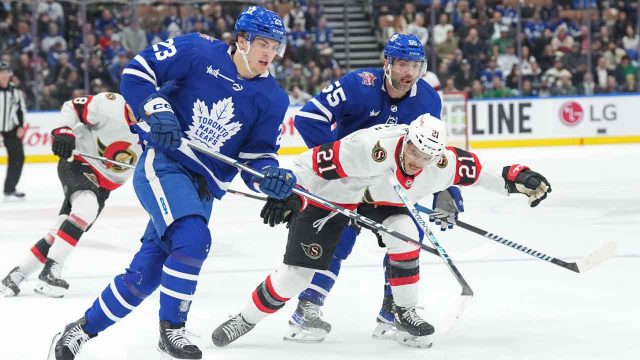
[0,60,27,198]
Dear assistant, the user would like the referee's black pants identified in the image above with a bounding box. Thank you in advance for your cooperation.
[1,127,24,194]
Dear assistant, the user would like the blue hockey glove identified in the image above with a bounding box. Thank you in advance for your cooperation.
[259,167,296,200]
[430,186,464,231]
[139,93,181,151]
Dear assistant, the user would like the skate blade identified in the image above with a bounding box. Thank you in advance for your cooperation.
[395,332,433,349]
[46,332,62,360]
[283,325,327,343]
[372,322,398,340]
[34,281,67,298]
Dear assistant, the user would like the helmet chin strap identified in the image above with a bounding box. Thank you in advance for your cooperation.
[384,63,404,93]
[239,41,256,76]
[398,136,409,173]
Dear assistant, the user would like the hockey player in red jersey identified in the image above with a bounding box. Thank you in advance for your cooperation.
[210,114,551,348]
[0,92,141,298]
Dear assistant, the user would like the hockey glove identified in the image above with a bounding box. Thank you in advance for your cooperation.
[260,194,305,227]
[258,167,297,200]
[139,93,181,151]
[430,186,464,231]
[502,164,552,207]
[51,126,76,159]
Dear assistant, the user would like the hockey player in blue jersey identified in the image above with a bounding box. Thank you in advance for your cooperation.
[51,7,294,360]
[275,33,465,343]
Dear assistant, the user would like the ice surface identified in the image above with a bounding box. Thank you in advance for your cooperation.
[1,145,638,360]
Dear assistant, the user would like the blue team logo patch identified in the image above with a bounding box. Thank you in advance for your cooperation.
[358,71,377,86]
[186,98,242,152]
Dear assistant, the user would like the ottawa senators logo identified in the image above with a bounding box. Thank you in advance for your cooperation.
[301,243,323,260]
[358,71,377,86]
[371,141,387,162]
[97,138,137,173]
[436,156,448,168]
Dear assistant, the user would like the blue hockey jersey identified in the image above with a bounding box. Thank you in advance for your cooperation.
[120,33,289,199]
[294,68,442,148]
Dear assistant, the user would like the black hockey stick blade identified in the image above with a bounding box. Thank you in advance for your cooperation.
[415,204,617,273]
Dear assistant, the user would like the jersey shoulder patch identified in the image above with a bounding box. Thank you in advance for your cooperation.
[357,71,377,86]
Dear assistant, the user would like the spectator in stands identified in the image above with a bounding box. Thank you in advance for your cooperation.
[314,16,332,47]
[120,20,148,57]
[604,75,620,93]
[577,72,596,95]
[294,34,320,66]
[437,61,451,87]
[460,28,488,70]
[304,4,319,32]
[602,41,627,71]
[454,59,474,92]
[543,58,570,87]
[41,21,66,53]
[485,76,514,98]
[15,20,34,54]
[551,24,574,55]
[434,13,454,45]
[455,12,474,40]
[436,29,458,61]
[288,84,312,106]
[551,71,576,95]
[470,79,484,99]
[506,64,522,91]
[95,8,118,36]
[614,55,637,85]
[524,11,547,42]
[480,57,504,89]
[286,63,308,95]
[594,57,610,91]
[408,13,428,48]
[623,74,638,93]
[521,79,537,96]
[289,20,307,49]
[108,51,128,89]
[146,21,168,45]
[444,78,458,92]
[622,25,639,53]
[532,28,554,62]
[37,0,64,28]
[498,44,519,76]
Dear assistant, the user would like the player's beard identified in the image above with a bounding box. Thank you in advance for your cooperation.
[386,65,417,94]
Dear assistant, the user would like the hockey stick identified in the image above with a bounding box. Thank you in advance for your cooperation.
[72,151,137,170]
[185,142,444,256]
[414,204,616,273]
[388,173,473,334]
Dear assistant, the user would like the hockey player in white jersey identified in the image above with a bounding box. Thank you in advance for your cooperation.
[211,114,551,348]
[0,92,141,298]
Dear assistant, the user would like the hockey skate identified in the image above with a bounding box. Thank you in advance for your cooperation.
[158,321,202,359]
[0,266,26,297]
[51,317,93,360]
[393,306,435,349]
[211,314,255,347]
[35,259,69,298]
[372,295,398,340]
[283,300,332,343]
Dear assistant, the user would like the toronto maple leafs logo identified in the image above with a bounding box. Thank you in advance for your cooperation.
[358,71,377,86]
[186,98,242,151]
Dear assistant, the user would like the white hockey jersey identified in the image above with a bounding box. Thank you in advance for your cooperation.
[292,124,506,207]
[59,92,142,190]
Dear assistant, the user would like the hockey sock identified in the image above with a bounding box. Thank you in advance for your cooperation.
[18,235,53,276]
[387,249,420,307]
[243,264,315,324]
[83,273,150,335]
[47,214,90,264]
[298,255,341,306]
[159,215,210,325]
[383,254,393,298]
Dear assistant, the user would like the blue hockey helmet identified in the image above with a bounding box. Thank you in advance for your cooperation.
[384,33,426,62]
[234,6,287,57]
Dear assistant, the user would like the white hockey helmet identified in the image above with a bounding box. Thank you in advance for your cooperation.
[406,113,447,158]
